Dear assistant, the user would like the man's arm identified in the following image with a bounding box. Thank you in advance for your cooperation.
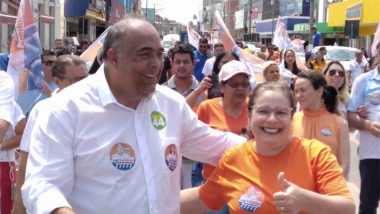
[1,118,26,151]
[348,111,380,138]
[22,109,74,213]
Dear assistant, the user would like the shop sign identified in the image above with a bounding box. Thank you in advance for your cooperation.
[346,3,362,20]
[294,23,309,33]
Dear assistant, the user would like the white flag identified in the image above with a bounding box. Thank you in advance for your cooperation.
[187,22,201,49]
[272,17,293,51]
[371,21,380,57]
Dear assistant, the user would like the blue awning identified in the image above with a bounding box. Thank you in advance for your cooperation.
[64,0,90,17]
[256,16,310,34]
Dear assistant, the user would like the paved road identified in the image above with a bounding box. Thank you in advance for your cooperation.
[347,136,380,213]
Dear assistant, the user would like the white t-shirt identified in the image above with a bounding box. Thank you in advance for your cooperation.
[201,56,216,76]
[348,59,367,83]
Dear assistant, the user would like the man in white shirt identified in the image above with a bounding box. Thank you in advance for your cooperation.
[348,49,368,86]
[22,17,244,214]
[347,42,380,214]
[12,55,88,214]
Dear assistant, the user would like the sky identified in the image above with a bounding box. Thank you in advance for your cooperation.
[141,0,202,25]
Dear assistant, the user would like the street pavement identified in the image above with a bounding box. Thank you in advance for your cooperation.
[347,135,380,213]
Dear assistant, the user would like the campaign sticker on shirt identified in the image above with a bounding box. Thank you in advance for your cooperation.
[109,143,136,171]
[320,127,332,136]
[151,111,167,130]
[238,186,263,212]
[369,94,380,105]
[165,144,178,171]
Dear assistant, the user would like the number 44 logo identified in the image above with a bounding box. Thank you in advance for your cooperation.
[151,111,167,130]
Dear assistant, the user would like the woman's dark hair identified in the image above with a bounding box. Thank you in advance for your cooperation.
[248,81,295,111]
[322,60,346,91]
[284,49,300,76]
[297,71,337,113]
[212,51,239,75]
[208,51,239,99]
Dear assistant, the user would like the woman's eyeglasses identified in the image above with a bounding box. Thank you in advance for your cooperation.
[328,69,345,77]
[250,106,293,120]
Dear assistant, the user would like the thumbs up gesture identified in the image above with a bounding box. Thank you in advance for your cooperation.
[273,172,304,214]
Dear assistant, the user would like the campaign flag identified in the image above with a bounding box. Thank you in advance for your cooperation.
[80,27,110,63]
[272,17,293,51]
[7,0,44,97]
[371,21,380,57]
[187,22,202,49]
[214,10,265,83]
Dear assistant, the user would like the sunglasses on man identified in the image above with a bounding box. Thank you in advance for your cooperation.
[42,60,56,66]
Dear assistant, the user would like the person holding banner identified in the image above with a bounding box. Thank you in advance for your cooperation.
[21,17,245,214]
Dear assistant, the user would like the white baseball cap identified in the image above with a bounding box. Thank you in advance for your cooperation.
[218,60,251,83]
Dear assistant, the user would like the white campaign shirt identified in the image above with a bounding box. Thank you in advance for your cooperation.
[348,59,367,83]
[0,101,24,162]
[22,65,245,214]
[201,56,216,76]
[347,67,380,160]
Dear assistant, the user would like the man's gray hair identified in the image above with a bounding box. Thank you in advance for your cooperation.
[101,17,145,60]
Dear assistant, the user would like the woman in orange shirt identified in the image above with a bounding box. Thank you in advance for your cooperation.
[181,82,354,214]
[292,71,350,177]
[197,60,250,180]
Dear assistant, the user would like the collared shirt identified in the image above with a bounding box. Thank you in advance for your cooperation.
[164,75,199,97]
[347,66,380,160]
[193,50,209,82]
[348,59,367,83]
[22,65,245,214]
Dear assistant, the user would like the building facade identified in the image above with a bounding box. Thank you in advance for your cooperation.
[328,0,380,51]
[0,0,59,52]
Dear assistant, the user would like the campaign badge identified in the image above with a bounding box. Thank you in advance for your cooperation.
[320,127,332,136]
[151,111,166,130]
[109,143,136,171]
[238,186,263,212]
[369,94,380,105]
[165,144,178,171]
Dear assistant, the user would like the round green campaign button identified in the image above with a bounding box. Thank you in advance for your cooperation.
[151,111,166,130]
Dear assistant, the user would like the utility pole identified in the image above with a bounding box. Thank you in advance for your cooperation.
[271,0,275,42]
[308,0,314,43]
[105,0,111,27]
[248,0,252,35]
[145,0,148,20]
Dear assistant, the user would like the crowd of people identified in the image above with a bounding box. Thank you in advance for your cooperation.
[0,16,379,214]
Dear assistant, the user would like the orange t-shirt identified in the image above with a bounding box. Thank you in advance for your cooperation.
[199,138,352,213]
[292,106,340,156]
[197,97,249,179]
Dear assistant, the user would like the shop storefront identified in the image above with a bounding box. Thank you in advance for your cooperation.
[328,0,380,52]
[256,16,309,44]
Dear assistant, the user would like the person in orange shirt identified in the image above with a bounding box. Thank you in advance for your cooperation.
[293,71,350,178]
[197,60,250,180]
[310,50,326,73]
[181,82,354,214]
